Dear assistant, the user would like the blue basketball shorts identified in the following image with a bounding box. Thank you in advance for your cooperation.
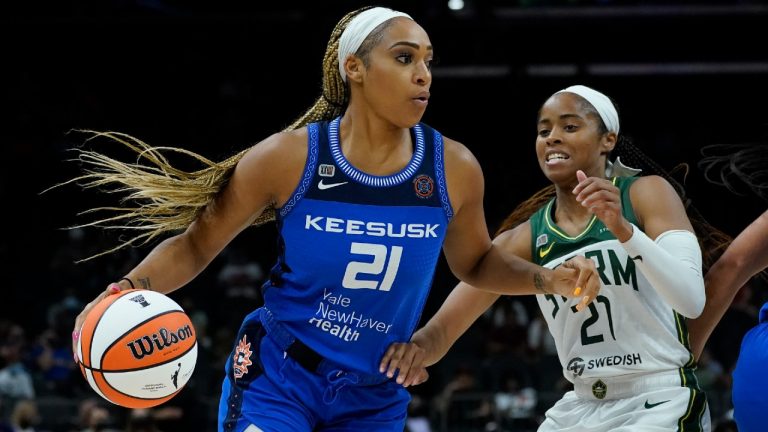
[731,303,768,432]
[217,311,411,432]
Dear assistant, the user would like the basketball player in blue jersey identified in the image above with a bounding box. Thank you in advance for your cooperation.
[688,145,768,432]
[66,7,601,431]
[384,85,714,431]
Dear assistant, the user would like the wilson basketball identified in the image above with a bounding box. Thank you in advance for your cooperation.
[76,289,197,408]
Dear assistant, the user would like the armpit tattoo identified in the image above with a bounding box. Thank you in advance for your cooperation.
[138,277,152,291]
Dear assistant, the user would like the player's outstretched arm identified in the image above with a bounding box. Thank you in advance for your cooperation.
[72,130,308,355]
[689,210,768,360]
[381,220,598,387]
[440,138,598,304]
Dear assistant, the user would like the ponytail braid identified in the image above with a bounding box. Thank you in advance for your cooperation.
[52,7,375,261]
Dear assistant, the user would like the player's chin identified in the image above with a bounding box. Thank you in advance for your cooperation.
[542,168,574,186]
[398,108,427,127]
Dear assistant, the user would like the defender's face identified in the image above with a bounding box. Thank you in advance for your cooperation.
[361,18,433,128]
[535,93,612,185]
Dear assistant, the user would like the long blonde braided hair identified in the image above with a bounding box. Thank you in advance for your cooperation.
[56,7,379,261]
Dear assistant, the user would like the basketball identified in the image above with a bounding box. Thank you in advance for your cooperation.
[75,289,198,408]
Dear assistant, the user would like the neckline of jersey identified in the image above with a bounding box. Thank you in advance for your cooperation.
[328,116,426,188]
[544,177,619,240]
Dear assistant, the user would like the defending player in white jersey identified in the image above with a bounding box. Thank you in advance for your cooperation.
[383,85,713,431]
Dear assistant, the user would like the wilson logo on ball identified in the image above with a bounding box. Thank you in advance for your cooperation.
[126,325,194,360]
[77,289,198,409]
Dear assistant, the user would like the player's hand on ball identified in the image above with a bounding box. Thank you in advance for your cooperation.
[75,289,197,407]
[379,341,429,387]
[72,282,124,360]
[550,255,600,312]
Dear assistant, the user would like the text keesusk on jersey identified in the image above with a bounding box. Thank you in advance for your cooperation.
[305,215,439,238]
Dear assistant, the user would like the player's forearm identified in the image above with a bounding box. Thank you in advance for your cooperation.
[695,220,768,327]
[412,283,501,365]
[122,234,212,294]
[410,324,446,367]
[726,210,768,279]
[689,211,768,359]
[689,257,746,359]
[462,243,552,295]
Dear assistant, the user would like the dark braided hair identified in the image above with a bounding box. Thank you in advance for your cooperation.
[699,142,768,282]
[699,143,768,202]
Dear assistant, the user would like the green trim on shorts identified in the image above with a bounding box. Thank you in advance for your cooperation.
[677,368,707,432]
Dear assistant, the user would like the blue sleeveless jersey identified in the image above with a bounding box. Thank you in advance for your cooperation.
[731,301,768,432]
[263,117,452,375]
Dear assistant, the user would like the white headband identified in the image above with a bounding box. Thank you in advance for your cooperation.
[338,7,412,82]
[556,85,620,134]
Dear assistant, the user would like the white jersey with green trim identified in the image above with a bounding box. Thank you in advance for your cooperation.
[530,176,695,383]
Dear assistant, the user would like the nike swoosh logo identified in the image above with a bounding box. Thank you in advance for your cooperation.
[539,242,556,258]
[629,254,644,262]
[644,399,670,409]
[317,180,348,190]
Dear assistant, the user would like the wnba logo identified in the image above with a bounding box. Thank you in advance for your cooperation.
[129,294,150,308]
[126,325,194,360]
[319,164,336,177]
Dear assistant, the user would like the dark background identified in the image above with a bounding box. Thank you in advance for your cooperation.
[5,0,768,327]
[2,0,767,429]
